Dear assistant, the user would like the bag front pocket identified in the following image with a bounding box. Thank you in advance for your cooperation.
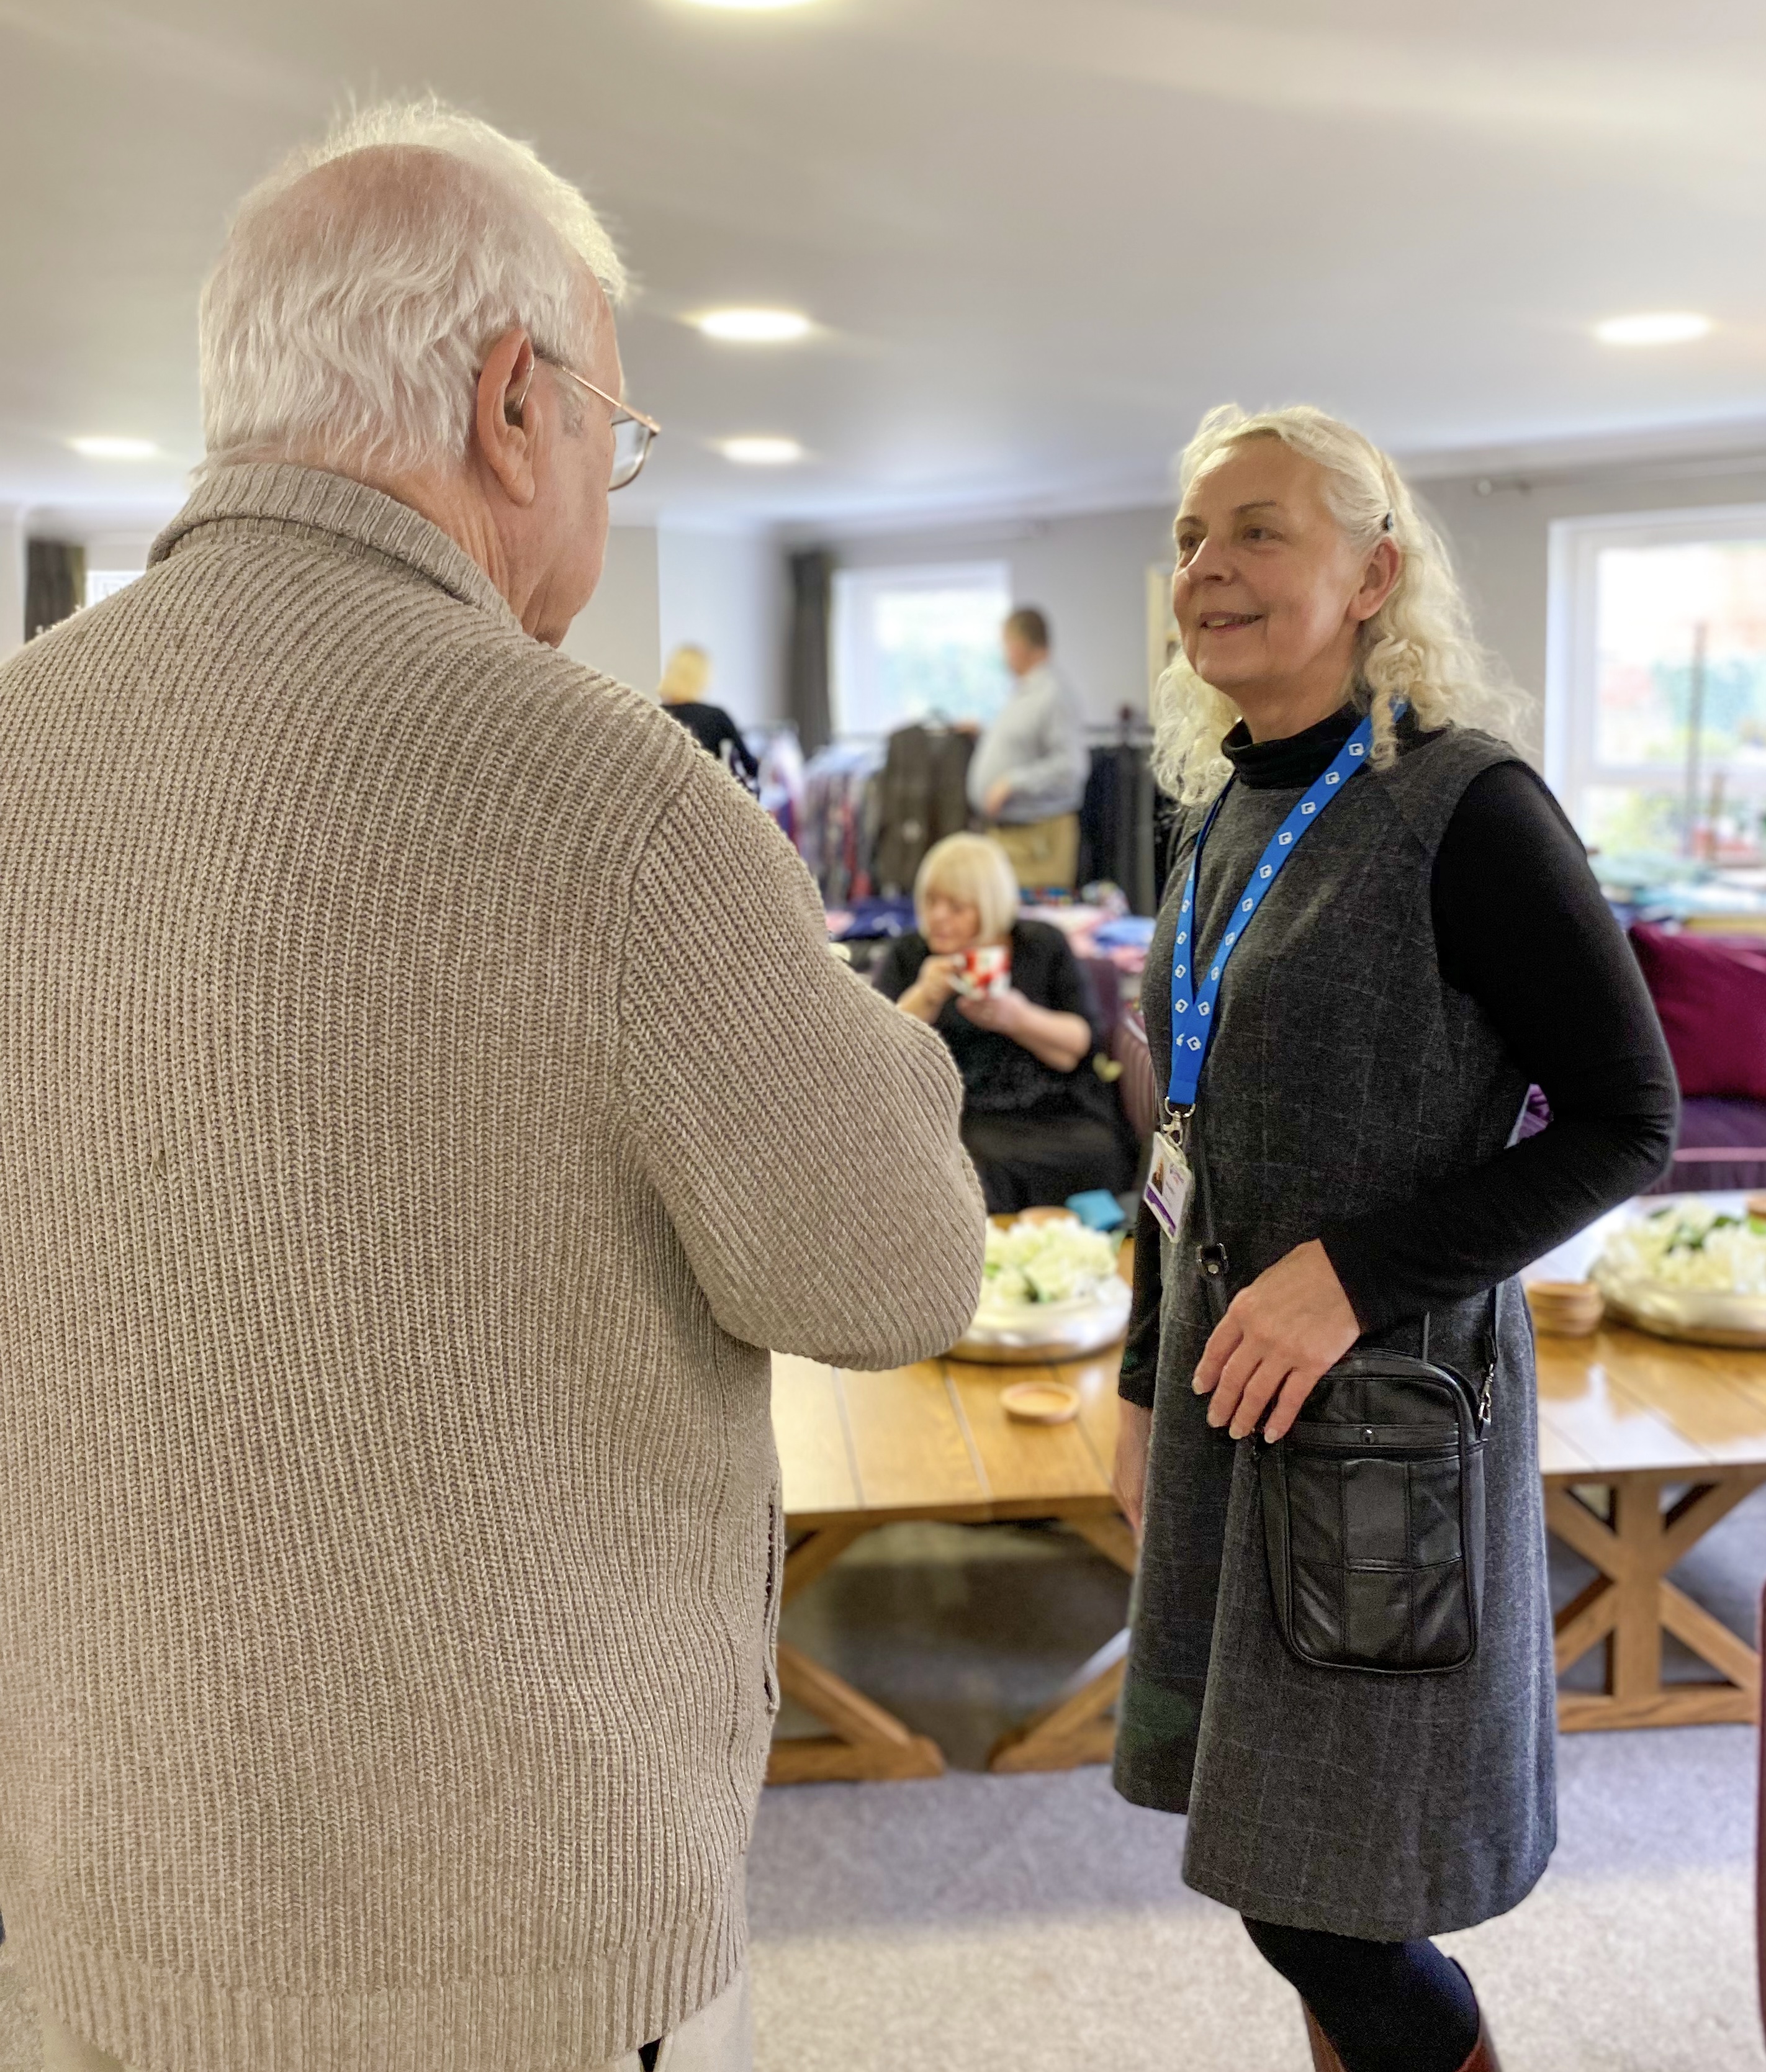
[1281,1441,1471,1670]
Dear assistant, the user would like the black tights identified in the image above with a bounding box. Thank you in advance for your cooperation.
[1242,1917,1479,2072]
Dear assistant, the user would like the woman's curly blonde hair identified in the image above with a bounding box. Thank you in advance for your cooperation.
[1151,404,1520,804]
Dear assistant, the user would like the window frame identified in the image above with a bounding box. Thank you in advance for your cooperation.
[829,559,1012,740]
[1546,500,1766,838]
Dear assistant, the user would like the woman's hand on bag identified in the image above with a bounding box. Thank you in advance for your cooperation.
[1113,1400,1153,1541]
[1192,1240,1360,1444]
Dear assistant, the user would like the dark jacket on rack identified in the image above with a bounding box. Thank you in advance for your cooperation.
[873,725,975,896]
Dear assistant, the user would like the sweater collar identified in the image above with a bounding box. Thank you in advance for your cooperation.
[150,462,520,629]
[1222,703,1359,789]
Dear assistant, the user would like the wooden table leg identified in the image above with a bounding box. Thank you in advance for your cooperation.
[1547,1469,1765,1731]
[988,1512,1137,1774]
[766,1521,946,1785]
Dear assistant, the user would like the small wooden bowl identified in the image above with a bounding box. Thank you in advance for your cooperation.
[1526,1279,1604,1336]
[1001,1381,1080,1425]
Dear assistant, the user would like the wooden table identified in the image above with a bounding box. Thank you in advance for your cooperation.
[770,1276,1766,1779]
[1536,1322,1766,1729]
[770,1343,1130,1783]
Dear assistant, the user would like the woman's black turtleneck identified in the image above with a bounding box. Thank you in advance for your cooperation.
[1160,708,1678,1335]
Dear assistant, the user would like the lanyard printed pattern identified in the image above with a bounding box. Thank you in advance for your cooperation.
[1167,712,1377,1111]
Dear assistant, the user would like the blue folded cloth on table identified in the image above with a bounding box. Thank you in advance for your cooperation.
[1065,1189,1127,1232]
[833,896,918,942]
[1089,916,1157,951]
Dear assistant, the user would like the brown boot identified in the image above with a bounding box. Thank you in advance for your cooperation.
[1301,2002,1345,2071]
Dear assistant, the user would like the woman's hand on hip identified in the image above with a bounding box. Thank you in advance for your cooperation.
[1113,1400,1153,1541]
[1192,1240,1360,1444]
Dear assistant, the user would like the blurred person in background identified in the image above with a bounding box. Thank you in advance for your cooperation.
[0,99,984,2072]
[657,641,760,790]
[875,832,1135,1213]
[966,606,1089,894]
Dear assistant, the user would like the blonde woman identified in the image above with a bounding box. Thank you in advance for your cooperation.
[874,833,1135,1213]
[1111,407,1675,2071]
[656,642,759,789]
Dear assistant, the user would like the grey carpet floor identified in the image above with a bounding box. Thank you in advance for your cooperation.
[4,1496,1763,2070]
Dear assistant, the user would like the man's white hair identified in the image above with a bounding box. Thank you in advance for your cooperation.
[199,99,627,479]
[1151,404,1520,804]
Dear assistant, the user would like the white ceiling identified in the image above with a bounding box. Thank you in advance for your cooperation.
[4,0,1766,532]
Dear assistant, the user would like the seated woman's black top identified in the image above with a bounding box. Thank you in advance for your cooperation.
[874,920,1132,1214]
[872,920,1114,1120]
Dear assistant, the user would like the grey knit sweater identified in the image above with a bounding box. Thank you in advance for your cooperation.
[0,465,986,2071]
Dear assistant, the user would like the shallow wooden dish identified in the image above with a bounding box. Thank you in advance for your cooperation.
[1526,1279,1604,1337]
[1001,1381,1080,1425]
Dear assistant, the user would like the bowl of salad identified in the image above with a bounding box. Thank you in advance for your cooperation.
[952,1212,1132,1364]
[1591,1199,1766,1347]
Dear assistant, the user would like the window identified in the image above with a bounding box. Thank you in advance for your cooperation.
[831,561,1011,737]
[85,568,143,607]
[1548,506,1766,860]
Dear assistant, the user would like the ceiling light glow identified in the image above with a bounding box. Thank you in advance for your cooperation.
[681,0,819,11]
[695,307,813,344]
[69,435,159,460]
[719,436,804,466]
[1594,312,1712,347]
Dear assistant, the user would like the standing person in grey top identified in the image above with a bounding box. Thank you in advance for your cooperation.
[966,606,1089,894]
[1111,405,1674,2072]
[1,101,984,2072]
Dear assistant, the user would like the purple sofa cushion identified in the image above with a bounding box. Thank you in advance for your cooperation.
[1630,924,1766,1102]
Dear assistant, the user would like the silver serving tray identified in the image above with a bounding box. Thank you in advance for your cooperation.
[952,1273,1132,1366]
[1590,1264,1766,1349]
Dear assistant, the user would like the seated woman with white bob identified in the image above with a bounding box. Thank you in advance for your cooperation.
[873,832,1135,1214]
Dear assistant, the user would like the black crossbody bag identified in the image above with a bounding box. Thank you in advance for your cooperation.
[1191,1152,1493,1676]
[1255,1312,1493,1675]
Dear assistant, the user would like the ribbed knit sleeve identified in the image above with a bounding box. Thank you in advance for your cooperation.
[617,754,986,1369]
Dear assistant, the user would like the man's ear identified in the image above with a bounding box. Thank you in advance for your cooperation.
[473,327,539,507]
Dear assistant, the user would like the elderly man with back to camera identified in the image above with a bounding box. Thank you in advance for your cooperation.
[0,102,986,2072]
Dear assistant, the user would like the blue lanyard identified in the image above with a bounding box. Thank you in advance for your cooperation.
[1167,713,1376,1114]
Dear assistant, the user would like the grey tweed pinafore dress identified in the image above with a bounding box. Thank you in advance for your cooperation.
[1112,723,1557,1940]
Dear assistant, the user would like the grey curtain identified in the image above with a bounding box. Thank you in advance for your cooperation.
[26,539,84,639]
[786,549,833,755]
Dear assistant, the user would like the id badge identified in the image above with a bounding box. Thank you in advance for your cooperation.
[1143,1130,1192,1242]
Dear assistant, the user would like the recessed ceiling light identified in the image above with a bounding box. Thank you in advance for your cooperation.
[1594,312,1713,347]
[719,436,804,466]
[68,435,159,459]
[681,0,819,9]
[695,307,813,345]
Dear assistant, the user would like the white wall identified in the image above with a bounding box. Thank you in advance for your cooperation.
[808,504,1177,732]
[560,525,662,691]
[0,508,24,660]
[656,526,788,727]
[562,524,788,723]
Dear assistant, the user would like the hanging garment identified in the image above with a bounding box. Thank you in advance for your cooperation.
[873,725,976,896]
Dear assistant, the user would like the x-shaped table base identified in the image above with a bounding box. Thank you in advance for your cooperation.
[1546,1467,1766,1731]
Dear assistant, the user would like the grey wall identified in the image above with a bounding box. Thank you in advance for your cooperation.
[657,526,788,726]
[812,504,1177,731]
[560,524,663,693]
[811,453,1766,760]
[0,509,24,662]
[1417,456,1766,766]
